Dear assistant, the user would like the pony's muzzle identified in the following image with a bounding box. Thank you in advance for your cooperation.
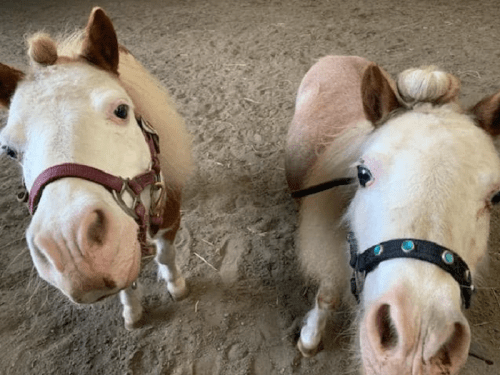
[361,287,470,374]
[27,201,141,304]
[79,208,109,249]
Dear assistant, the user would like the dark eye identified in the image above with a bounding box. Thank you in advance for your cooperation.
[114,104,129,119]
[357,165,374,187]
[492,192,500,205]
[2,145,18,160]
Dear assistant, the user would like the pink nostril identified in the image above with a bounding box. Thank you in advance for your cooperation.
[374,303,398,351]
[85,209,108,246]
[426,321,470,370]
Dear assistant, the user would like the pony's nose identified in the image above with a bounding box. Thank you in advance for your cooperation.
[422,319,470,370]
[68,275,118,304]
[80,208,109,249]
[32,228,122,304]
[363,292,470,373]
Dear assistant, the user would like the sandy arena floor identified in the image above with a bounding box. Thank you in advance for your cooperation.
[1,0,500,374]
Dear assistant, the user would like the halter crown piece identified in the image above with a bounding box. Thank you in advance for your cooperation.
[26,117,165,257]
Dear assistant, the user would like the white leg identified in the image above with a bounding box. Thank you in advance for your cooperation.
[298,301,329,357]
[155,236,188,300]
[119,283,143,330]
[295,183,352,356]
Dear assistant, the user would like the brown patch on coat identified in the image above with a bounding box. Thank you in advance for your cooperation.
[470,91,500,137]
[158,187,182,243]
[80,7,119,74]
[361,64,401,126]
[285,56,373,191]
[0,63,25,108]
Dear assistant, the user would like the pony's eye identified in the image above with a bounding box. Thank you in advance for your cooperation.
[492,192,500,205]
[114,104,129,119]
[357,165,374,187]
[1,145,18,160]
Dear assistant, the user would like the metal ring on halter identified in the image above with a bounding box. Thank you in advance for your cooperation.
[141,118,160,154]
[111,178,140,221]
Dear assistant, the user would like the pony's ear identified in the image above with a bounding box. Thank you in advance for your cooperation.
[470,92,500,137]
[81,7,119,74]
[0,63,25,108]
[361,64,401,126]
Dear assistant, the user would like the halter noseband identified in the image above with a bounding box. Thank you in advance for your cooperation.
[27,117,164,256]
[292,179,475,309]
[347,234,475,309]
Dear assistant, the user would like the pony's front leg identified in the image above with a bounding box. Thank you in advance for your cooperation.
[298,285,338,357]
[296,186,352,357]
[155,230,188,300]
[119,283,143,330]
[154,189,189,300]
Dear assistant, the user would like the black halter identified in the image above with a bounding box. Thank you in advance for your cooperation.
[291,178,475,309]
[347,234,475,309]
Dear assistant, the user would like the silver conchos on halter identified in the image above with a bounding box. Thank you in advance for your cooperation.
[349,236,476,309]
[401,240,415,252]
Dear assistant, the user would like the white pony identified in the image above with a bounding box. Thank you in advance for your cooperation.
[286,56,500,374]
[0,8,193,329]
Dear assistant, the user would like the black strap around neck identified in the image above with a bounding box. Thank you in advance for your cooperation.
[350,238,474,309]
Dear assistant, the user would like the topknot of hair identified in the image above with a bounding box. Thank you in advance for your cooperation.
[397,66,461,106]
[27,33,58,66]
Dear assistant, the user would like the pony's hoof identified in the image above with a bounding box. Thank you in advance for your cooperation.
[124,319,141,331]
[123,313,143,330]
[167,277,189,301]
[297,338,321,357]
[122,306,143,330]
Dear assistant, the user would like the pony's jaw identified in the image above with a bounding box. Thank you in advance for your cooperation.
[26,180,141,304]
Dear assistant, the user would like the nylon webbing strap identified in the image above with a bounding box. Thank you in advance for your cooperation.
[291,177,355,199]
[350,238,474,309]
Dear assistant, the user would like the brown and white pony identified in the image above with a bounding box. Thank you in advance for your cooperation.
[0,8,193,329]
[286,56,500,374]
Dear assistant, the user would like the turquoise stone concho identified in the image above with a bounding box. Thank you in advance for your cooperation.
[442,251,454,264]
[401,240,415,252]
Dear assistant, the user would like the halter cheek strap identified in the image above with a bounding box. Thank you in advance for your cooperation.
[290,177,355,199]
[349,236,475,309]
[27,118,165,256]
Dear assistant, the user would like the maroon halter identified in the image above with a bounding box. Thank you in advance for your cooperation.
[27,118,164,256]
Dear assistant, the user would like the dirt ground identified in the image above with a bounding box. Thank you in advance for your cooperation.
[1,0,500,374]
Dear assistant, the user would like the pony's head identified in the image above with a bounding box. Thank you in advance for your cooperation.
[0,8,152,303]
[347,64,500,374]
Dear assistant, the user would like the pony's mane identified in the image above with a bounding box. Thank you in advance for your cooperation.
[397,66,461,106]
[26,32,194,189]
